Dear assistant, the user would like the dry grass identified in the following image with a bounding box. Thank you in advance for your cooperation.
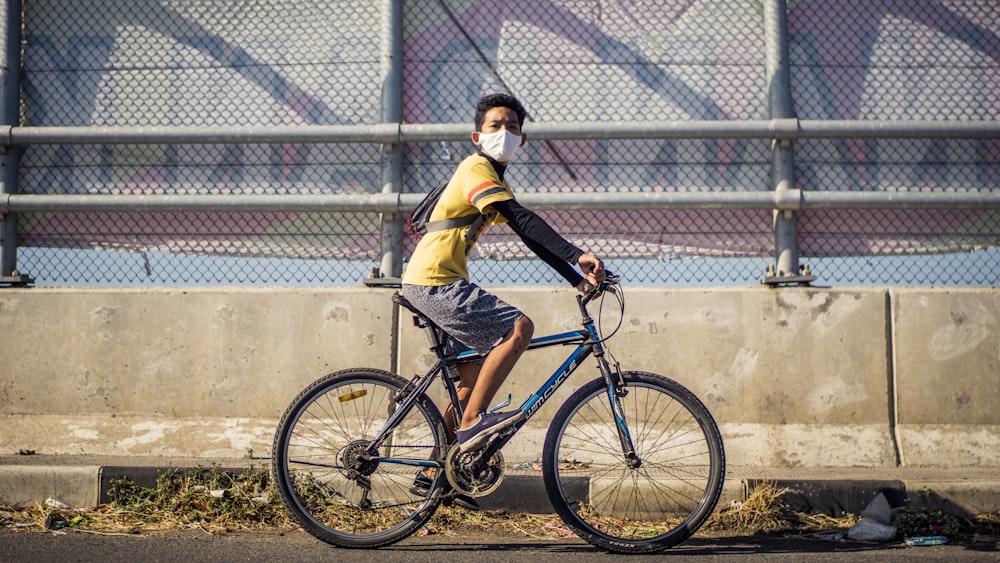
[2,472,997,546]
[703,480,858,535]
[0,501,579,540]
[0,465,293,536]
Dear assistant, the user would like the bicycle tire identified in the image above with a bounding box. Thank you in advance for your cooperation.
[542,371,725,553]
[271,368,448,548]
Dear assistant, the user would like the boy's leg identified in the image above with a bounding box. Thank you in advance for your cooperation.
[443,363,480,441]
[459,315,534,429]
[400,280,527,448]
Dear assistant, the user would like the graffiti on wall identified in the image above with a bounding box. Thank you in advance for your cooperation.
[15,0,1000,266]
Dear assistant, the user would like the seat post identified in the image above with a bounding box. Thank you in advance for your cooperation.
[393,293,450,362]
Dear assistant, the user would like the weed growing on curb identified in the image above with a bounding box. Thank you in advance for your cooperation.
[102,465,291,532]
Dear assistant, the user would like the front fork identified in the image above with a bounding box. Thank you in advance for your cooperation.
[579,290,641,470]
[595,347,641,469]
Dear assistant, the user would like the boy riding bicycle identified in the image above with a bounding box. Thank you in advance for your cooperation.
[401,93,604,506]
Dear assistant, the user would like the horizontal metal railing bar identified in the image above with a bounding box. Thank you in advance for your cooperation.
[3,119,998,145]
[797,191,1000,210]
[6,190,999,214]
[794,120,1000,140]
[5,123,407,145]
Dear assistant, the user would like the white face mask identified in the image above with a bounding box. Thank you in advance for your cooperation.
[477,129,522,162]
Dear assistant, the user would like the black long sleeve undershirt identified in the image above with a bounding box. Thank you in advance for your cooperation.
[491,199,584,286]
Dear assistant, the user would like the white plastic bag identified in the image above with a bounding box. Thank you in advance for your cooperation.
[847,493,897,542]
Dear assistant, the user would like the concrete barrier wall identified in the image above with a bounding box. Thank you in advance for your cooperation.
[0,288,394,458]
[1,286,997,469]
[891,289,1000,467]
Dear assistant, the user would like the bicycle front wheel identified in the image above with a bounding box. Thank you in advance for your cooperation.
[271,368,447,548]
[542,371,725,553]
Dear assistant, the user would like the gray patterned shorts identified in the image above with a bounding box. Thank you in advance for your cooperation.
[401,279,523,356]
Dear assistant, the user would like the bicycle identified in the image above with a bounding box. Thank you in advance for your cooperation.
[271,273,725,554]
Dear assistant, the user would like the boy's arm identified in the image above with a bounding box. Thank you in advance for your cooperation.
[515,232,584,286]
[492,199,603,287]
[491,200,583,263]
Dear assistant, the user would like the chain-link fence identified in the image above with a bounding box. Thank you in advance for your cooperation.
[788,1,1000,284]
[9,0,1000,286]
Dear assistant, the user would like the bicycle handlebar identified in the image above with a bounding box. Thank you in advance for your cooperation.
[579,269,620,307]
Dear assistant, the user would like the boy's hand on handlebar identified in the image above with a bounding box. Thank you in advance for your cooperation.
[577,254,606,290]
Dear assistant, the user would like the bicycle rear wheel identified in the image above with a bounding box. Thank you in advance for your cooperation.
[542,371,725,553]
[271,368,447,548]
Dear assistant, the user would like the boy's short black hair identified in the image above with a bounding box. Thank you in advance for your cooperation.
[474,93,527,131]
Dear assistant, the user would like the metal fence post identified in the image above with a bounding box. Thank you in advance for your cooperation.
[763,0,811,285]
[377,0,404,280]
[0,0,27,285]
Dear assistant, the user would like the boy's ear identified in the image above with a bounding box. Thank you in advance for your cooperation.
[519,133,527,146]
[471,131,481,145]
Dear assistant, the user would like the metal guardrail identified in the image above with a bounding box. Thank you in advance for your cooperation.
[5,189,1000,215]
[4,119,999,145]
[5,118,997,215]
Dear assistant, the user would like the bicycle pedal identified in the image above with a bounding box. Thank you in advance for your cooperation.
[487,394,512,414]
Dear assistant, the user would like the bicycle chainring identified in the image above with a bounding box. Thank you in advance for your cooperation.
[444,446,505,497]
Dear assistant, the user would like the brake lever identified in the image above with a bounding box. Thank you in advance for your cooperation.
[603,269,619,285]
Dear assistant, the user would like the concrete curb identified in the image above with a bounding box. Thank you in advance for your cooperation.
[2,456,998,517]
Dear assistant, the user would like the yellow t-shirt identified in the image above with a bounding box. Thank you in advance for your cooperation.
[402,154,514,286]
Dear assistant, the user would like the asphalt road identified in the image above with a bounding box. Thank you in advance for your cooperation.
[2,529,998,562]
